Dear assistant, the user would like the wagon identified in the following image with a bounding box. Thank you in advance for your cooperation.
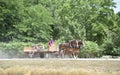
[24,44,59,58]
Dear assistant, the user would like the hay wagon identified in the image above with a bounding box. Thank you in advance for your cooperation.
[24,44,59,58]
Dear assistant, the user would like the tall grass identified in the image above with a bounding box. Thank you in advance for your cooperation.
[0,68,5,75]
[0,59,120,75]
[0,66,120,75]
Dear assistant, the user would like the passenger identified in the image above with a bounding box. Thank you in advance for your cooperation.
[49,38,54,46]
[39,45,45,50]
[48,38,54,50]
[32,45,38,51]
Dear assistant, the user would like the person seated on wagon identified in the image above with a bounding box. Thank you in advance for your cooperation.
[32,44,39,51]
[48,38,54,50]
[39,44,45,50]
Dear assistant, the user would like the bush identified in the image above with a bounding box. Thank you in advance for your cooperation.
[102,40,120,56]
[79,41,103,58]
[0,42,35,58]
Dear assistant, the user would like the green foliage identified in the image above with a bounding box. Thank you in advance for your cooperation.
[0,0,119,57]
[15,5,54,42]
[102,12,120,56]
[0,0,117,43]
[0,42,34,58]
[102,40,114,55]
[79,41,103,58]
[112,28,120,48]
[103,42,120,56]
[0,0,24,42]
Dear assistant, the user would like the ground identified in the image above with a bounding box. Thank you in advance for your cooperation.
[0,58,120,75]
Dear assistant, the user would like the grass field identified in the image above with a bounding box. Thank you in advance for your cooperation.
[0,59,120,75]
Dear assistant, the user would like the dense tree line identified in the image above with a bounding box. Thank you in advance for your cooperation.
[0,0,120,56]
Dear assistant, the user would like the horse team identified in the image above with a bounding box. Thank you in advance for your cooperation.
[59,39,84,59]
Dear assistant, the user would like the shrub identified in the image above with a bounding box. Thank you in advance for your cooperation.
[79,41,103,58]
[0,42,35,58]
[102,40,120,56]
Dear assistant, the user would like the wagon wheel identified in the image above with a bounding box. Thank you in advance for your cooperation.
[39,52,45,58]
[28,51,34,58]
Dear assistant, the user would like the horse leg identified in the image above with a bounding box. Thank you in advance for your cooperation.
[60,50,65,58]
[74,55,77,59]
[63,50,66,58]
[72,52,75,59]
[73,51,78,59]
[70,53,73,58]
[72,53,77,59]
[71,53,74,58]
[75,51,79,59]
[58,48,62,58]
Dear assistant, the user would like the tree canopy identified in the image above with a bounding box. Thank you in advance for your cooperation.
[0,0,119,45]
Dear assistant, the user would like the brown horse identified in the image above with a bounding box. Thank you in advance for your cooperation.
[59,40,84,58]
[71,40,84,58]
[59,43,74,58]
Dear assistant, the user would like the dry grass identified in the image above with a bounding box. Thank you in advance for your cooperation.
[0,59,120,75]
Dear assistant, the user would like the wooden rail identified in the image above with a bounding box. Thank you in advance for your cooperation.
[23,44,59,58]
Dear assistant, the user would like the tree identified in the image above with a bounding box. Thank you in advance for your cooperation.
[102,12,120,56]
[112,12,120,48]
[0,0,118,45]
[15,5,54,42]
[0,0,24,42]
[50,0,117,45]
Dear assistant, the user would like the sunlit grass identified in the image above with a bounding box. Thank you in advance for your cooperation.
[0,59,120,75]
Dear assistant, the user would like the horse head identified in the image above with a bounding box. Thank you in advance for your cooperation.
[78,40,85,49]
[69,39,78,48]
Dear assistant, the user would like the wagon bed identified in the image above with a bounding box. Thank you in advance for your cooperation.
[24,44,59,58]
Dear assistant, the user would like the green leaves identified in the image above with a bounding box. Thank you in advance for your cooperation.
[0,0,118,45]
[16,5,54,42]
[0,0,24,42]
[0,0,119,56]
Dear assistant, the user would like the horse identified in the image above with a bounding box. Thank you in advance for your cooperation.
[59,40,84,58]
[71,40,84,58]
[59,43,74,58]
